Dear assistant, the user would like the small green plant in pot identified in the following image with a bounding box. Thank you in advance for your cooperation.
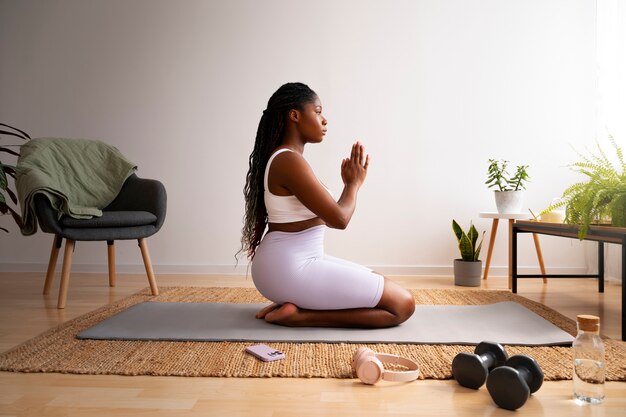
[540,136,626,239]
[486,159,530,214]
[452,219,485,287]
[0,123,30,233]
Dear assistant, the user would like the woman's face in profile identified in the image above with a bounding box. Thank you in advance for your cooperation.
[295,96,328,143]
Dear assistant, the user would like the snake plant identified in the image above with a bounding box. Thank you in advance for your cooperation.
[452,220,485,262]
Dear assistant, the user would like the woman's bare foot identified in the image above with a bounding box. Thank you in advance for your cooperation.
[255,303,281,319]
[264,302,299,325]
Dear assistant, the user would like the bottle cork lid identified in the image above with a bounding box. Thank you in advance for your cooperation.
[577,314,600,331]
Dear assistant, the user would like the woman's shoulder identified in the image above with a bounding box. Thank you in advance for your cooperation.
[269,148,313,174]
[270,148,306,164]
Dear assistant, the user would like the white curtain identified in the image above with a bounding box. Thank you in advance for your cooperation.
[597,0,626,141]
[596,0,626,281]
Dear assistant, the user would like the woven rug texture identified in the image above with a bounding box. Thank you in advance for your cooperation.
[1,286,625,380]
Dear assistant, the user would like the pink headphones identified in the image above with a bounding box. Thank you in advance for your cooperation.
[352,347,420,385]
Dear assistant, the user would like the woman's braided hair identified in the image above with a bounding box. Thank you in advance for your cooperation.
[240,82,318,259]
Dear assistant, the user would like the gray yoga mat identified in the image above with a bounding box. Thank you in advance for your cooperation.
[77,301,574,346]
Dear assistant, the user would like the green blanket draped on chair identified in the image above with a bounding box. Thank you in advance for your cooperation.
[16,138,137,236]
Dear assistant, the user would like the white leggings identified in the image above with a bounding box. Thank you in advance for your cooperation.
[251,225,384,310]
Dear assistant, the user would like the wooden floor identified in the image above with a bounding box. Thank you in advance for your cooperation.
[0,271,624,416]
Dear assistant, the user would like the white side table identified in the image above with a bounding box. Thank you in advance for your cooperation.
[479,212,547,289]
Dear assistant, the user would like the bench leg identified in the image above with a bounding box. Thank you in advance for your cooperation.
[508,219,514,289]
[622,236,626,342]
[598,241,604,293]
[512,224,518,293]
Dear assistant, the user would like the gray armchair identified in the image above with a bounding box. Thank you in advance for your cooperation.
[35,174,167,308]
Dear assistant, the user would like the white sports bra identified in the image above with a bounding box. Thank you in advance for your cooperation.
[264,149,331,223]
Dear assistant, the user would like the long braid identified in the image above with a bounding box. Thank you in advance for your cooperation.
[240,82,318,259]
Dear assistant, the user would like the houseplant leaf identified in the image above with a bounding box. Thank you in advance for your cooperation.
[459,233,474,262]
[468,223,478,250]
[474,231,486,261]
[452,219,463,241]
[0,123,31,139]
[553,138,626,239]
[0,123,30,232]
[0,163,7,190]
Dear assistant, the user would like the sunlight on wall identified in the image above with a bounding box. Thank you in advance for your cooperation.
[0,0,604,276]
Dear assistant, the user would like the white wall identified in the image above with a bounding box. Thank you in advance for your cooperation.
[0,0,606,278]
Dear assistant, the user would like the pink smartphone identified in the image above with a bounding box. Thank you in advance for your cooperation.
[245,344,285,362]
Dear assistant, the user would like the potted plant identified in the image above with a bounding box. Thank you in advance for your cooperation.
[540,136,626,240]
[0,123,30,232]
[452,219,485,287]
[486,159,530,214]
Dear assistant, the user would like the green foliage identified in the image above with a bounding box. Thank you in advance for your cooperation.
[540,136,626,239]
[0,123,30,233]
[452,219,485,262]
[486,159,530,191]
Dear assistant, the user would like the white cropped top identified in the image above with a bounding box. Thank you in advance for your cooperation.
[264,149,330,223]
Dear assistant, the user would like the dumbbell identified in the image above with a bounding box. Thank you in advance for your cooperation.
[486,355,544,411]
[451,341,508,389]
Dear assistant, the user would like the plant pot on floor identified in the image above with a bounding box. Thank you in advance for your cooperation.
[453,259,482,287]
[494,190,524,214]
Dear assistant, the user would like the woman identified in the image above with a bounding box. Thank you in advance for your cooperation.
[241,82,415,328]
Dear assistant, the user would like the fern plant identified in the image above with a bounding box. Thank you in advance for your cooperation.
[452,220,485,262]
[0,123,30,233]
[540,136,626,239]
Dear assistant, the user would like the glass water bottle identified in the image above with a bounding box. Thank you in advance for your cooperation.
[572,314,605,404]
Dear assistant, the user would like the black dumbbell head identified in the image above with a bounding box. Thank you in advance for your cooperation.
[451,342,508,390]
[486,355,544,411]
[452,352,489,390]
[486,366,530,410]
[475,341,508,368]
[505,355,544,394]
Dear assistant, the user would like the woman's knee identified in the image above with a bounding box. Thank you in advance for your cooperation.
[378,278,415,325]
[394,287,415,323]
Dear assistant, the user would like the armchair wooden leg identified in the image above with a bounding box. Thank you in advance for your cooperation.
[43,235,63,295]
[107,240,116,287]
[58,239,75,309]
[138,238,159,296]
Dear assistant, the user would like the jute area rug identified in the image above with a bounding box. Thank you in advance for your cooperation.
[1,287,625,380]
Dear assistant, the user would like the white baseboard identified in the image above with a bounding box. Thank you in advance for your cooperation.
[0,263,614,280]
